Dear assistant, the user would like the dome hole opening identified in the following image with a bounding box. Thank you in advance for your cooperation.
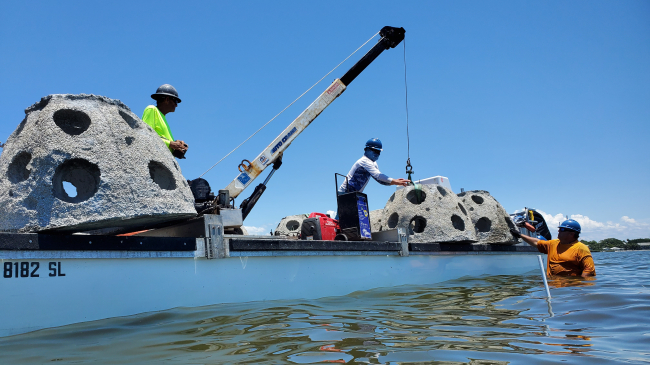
[471,195,484,205]
[8,151,32,184]
[148,161,176,190]
[406,189,426,204]
[451,215,465,231]
[53,109,91,135]
[387,212,399,229]
[409,216,427,234]
[53,158,101,203]
[476,217,492,233]
[119,110,139,129]
[458,203,467,216]
[286,220,300,231]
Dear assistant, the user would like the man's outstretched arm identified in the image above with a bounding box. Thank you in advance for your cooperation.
[510,229,540,248]
[390,178,409,186]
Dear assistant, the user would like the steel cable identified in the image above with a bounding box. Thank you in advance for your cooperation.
[198,31,380,178]
[404,39,410,161]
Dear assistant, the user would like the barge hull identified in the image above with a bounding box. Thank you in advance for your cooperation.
[1,250,538,338]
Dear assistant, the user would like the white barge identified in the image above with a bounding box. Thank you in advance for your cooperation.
[0,215,538,338]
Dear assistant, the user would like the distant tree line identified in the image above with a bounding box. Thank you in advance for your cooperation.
[583,238,650,252]
[627,238,650,245]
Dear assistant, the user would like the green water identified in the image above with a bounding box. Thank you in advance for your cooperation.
[1,251,649,364]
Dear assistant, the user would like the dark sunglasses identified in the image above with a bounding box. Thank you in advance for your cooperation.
[559,227,576,232]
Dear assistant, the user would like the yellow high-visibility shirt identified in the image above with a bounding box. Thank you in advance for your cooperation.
[142,105,174,152]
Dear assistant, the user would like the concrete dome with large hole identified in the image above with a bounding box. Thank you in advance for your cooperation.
[379,185,477,243]
[457,190,518,244]
[0,94,195,232]
[274,214,309,237]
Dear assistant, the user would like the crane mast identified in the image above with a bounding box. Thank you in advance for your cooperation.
[217,26,404,219]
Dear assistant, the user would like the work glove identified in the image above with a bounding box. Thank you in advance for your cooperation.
[172,149,186,159]
[509,228,522,239]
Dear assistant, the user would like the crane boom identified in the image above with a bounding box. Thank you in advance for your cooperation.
[224,79,346,199]
[224,26,405,200]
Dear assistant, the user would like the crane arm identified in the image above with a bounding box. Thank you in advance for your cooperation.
[224,26,405,199]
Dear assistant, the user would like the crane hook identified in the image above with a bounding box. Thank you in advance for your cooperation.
[406,157,424,203]
[405,158,414,183]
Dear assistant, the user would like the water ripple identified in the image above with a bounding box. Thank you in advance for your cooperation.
[1,251,649,364]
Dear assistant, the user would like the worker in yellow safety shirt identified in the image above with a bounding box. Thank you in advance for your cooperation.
[142,84,188,159]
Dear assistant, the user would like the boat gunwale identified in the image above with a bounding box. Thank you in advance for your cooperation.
[0,232,537,259]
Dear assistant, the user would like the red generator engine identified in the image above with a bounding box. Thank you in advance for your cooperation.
[300,213,339,241]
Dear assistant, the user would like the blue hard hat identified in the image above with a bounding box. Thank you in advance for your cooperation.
[558,219,581,233]
[365,138,383,151]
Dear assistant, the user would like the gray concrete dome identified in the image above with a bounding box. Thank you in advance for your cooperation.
[456,190,519,245]
[274,214,309,237]
[381,184,477,243]
[0,94,196,233]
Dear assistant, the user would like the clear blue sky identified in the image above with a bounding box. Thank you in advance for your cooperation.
[1,1,648,240]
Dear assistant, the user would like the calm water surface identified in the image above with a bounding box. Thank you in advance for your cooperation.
[1,251,649,364]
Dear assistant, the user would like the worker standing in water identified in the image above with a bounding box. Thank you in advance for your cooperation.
[338,138,409,194]
[142,84,188,158]
[511,219,596,277]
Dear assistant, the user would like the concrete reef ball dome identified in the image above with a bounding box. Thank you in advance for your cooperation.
[0,94,196,233]
[373,185,518,244]
[275,214,310,237]
[456,190,519,245]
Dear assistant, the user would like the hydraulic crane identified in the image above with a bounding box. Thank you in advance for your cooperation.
[190,26,405,223]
